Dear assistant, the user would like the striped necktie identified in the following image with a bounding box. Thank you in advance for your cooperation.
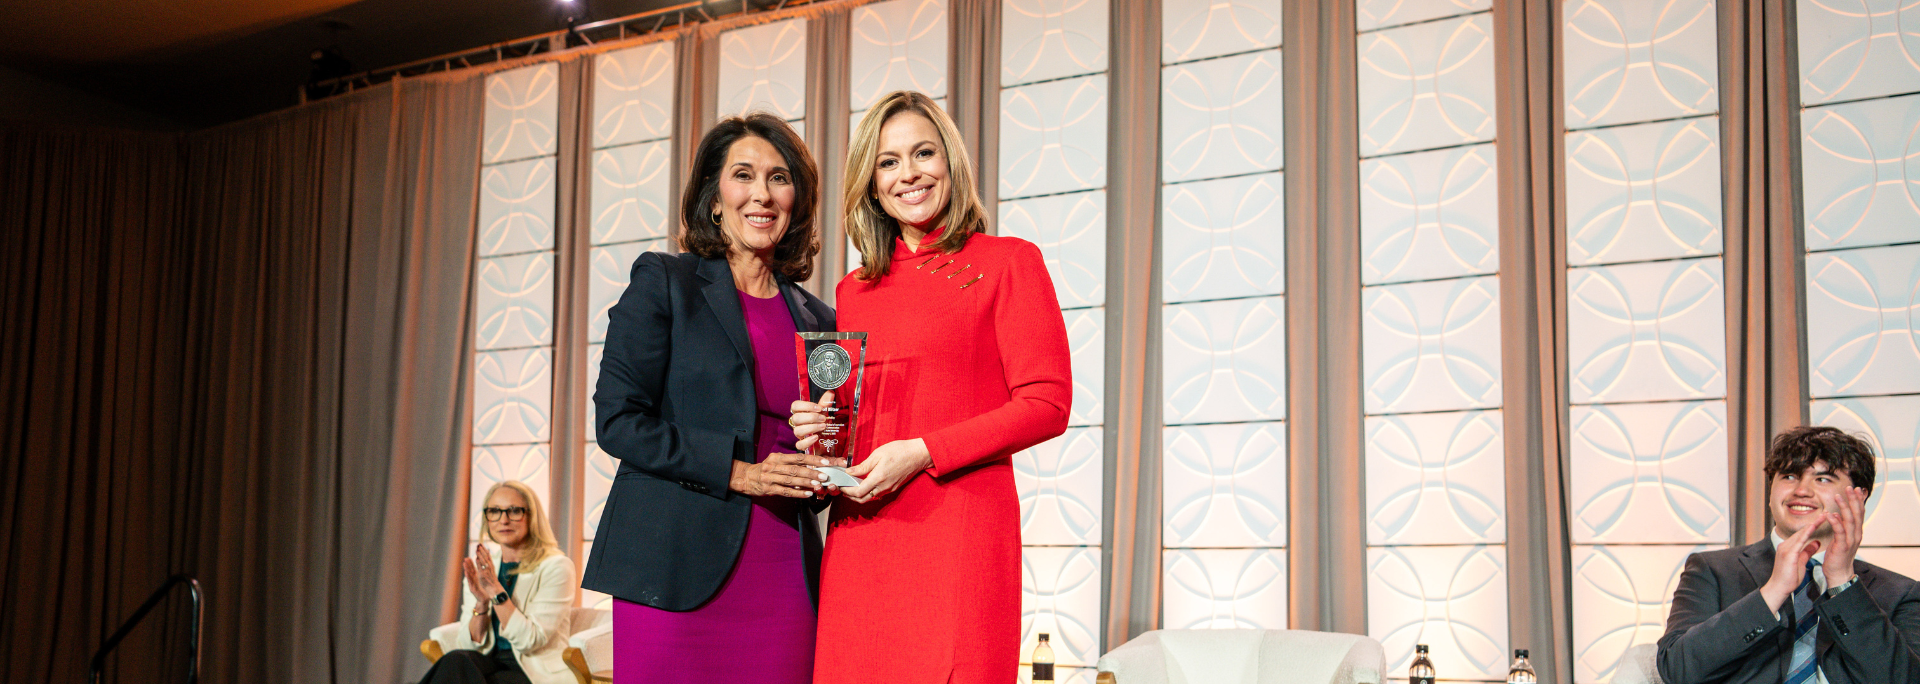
[1787,558,1822,684]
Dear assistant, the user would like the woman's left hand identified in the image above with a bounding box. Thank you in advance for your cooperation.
[470,544,507,599]
[843,438,931,504]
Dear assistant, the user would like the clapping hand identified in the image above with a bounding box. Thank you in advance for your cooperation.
[462,544,506,606]
[1822,487,1868,589]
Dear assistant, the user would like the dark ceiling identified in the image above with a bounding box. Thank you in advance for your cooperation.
[2,0,688,129]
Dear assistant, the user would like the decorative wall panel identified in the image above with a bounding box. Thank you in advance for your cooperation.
[1022,546,1104,666]
[1162,548,1289,629]
[1016,428,1105,546]
[484,63,560,163]
[1357,14,1496,157]
[1000,75,1109,199]
[1563,0,1719,129]
[1164,297,1288,424]
[718,19,809,120]
[1162,0,1281,64]
[474,348,554,445]
[593,43,675,148]
[1161,173,1286,304]
[479,157,558,257]
[1364,410,1505,545]
[1164,421,1288,548]
[1161,50,1284,182]
[590,141,673,246]
[1806,244,1920,398]
[583,443,616,533]
[589,241,667,344]
[1801,94,1920,252]
[1008,2,1109,657]
[1361,276,1502,414]
[471,443,553,530]
[1064,308,1105,427]
[850,0,948,108]
[1359,143,1499,284]
[1567,118,1723,265]
[1366,545,1509,680]
[1002,0,1109,86]
[478,65,559,535]
[1568,259,1726,404]
[1571,545,1713,683]
[1813,395,1920,545]
[1356,0,1489,32]
[1864,548,1920,581]
[585,343,603,436]
[1569,401,1731,544]
[1797,0,1920,105]
[1000,191,1108,308]
[476,252,557,350]
[579,541,609,610]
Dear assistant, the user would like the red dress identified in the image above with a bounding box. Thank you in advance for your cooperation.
[815,231,1071,684]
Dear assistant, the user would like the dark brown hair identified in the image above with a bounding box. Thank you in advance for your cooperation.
[1765,425,1878,495]
[680,113,819,281]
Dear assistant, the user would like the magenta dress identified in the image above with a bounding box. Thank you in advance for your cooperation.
[611,290,815,683]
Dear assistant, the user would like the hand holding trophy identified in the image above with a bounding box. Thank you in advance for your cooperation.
[795,332,867,487]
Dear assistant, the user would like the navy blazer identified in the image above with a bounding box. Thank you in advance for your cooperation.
[581,251,835,611]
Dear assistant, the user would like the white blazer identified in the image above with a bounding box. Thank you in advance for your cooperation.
[445,553,578,684]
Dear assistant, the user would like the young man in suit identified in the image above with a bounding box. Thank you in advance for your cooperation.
[1658,426,1920,684]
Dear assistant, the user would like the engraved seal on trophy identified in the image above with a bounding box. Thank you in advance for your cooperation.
[807,343,852,390]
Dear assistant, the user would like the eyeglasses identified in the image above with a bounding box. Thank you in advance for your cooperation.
[483,506,529,522]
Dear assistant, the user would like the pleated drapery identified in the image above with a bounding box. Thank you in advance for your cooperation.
[2,75,484,684]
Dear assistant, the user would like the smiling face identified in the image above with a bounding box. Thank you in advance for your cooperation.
[713,135,795,256]
[1770,460,1852,541]
[870,111,951,232]
[485,485,530,549]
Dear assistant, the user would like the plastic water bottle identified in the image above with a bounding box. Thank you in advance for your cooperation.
[1031,632,1054,683]
[1409,644,1435,684]
[1507,649,1537,684]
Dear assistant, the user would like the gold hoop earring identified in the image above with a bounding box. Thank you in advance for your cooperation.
[711,212,723,226]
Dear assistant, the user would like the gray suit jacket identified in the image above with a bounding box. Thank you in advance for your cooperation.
[1657,539,1920,684]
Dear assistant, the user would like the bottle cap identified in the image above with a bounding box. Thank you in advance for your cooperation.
[1514,649,1528,658]
[1416,644,1429,653]
[1038,633,1050,641]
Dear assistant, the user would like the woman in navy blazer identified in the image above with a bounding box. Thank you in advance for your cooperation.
[582,113,840,683]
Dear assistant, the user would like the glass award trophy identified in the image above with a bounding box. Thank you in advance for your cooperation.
[796,332,867,487]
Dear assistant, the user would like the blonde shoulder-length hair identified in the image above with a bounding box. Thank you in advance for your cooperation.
[480,480,561,575]
[843,91,990,281]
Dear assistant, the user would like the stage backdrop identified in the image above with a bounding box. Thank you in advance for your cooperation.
[441,0,1919,682]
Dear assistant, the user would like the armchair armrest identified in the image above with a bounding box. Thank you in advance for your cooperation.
[425,620,464,663]
[566,621,614,683]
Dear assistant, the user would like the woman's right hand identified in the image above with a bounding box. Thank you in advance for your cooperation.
[730,452,841,498]
[460,556,490,607]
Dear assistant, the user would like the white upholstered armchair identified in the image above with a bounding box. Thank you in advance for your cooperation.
[1093,629,1387,684]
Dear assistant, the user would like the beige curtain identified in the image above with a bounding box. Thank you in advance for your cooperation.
[1281,0,1369,636]
[805,8,852,293]
[184,74,484,684]
[0,126,194,684]
[1491,1,1574,682]
[1720,0,1809,546]
[1102,0,1164,646]
[552,57,594,555]
[947,0,1000,229]
[0,72,483,684]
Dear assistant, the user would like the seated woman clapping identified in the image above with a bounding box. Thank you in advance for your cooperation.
[420,480,577,684]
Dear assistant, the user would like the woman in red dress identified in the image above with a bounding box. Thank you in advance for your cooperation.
[793,91,1071,684]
